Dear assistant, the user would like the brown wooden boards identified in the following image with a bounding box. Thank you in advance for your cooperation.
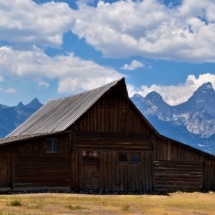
[73,131,152,152]
[154,161,202,191]
[82,155,100,190]
[14,154,70,190]
[0,154,11,188]
[75,89,151,136]
[203,162,215,191]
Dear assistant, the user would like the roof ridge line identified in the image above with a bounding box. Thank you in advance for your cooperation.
[49,77,124,101]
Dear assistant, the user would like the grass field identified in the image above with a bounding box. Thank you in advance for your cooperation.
[0,192,214,215]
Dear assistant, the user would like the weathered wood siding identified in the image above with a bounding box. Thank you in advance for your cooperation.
[73,131,152,151]
[0,133,71,190]
[75,88,151,136]
[71,151,82,192]
[14,154,70,190]
[0,154,11,188]
[154,161,202,191]
[152,136,215,191]
[153,136,205,162]
[70,150,154,192]
[203,162,215,191]
[112,152,153,192]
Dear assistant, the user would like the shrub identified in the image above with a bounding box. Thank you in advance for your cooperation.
[122,204,130,212]
[67,205,87,210]
[10,200,21,207]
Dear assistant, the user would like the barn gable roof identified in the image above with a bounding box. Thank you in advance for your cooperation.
[7,78,126,138]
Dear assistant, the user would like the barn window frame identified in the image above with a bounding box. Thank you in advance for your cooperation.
[83,151,98,157]
[46,138,58,153]
[118,153,140,163]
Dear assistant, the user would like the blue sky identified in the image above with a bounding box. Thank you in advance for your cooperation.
[1,0,215,106]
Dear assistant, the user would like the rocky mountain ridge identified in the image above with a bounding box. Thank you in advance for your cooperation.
[131,82,215,155]
[0,98,43,138]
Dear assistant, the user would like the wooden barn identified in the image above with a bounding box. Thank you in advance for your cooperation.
[0,77,215,193]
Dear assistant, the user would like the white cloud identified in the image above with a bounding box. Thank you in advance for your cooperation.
[5,88,17,93]
[126,84,138,97]
[2,0,215,63]
[0,46,123,94]
[121,60,145,70]
[39,81,50,88]
[137,73,215,105]
[0,0,73,48]
[70,0,215,62]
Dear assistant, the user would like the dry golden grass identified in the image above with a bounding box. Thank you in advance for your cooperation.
[0,191,214,215]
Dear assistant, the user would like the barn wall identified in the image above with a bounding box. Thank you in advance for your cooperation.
[0,154,11,189]
[203,162,215,191]
[0,133,71,191]
[70,150,154,192]
[153,135,215,163]
[73,131,152,151]
[152,135,215,191]
[154,161,202,191]
[14,154,70,191]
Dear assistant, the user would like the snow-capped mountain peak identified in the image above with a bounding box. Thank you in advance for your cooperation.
[130,82,215,155]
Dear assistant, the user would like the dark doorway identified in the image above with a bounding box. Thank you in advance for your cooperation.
[82,151,100,190]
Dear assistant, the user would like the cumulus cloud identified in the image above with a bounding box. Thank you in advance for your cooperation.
[0,46,123,94]
[0,0,73,48]
[136,73,215,105]
[121,60,145,70]
[2,0,215,63]
[71,0,215,62]
[126,84,139,97]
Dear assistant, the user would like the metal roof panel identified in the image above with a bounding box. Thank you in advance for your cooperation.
[7,78,123,137]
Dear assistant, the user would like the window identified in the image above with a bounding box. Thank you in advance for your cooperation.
[46,138,58,153]
[118,154,128,162]
[130,154,140,162]
[118,153,140,163]
[83,151,98,157]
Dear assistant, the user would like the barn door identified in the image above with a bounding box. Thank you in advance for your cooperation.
[82,151,100,190]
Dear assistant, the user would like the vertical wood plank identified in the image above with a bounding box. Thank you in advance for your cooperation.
[100,152,103,192]
[11,154,14,190]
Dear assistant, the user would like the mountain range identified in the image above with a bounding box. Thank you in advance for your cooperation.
[0,83,215,155]
[0,98,42,138]
[131,82,215,155]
